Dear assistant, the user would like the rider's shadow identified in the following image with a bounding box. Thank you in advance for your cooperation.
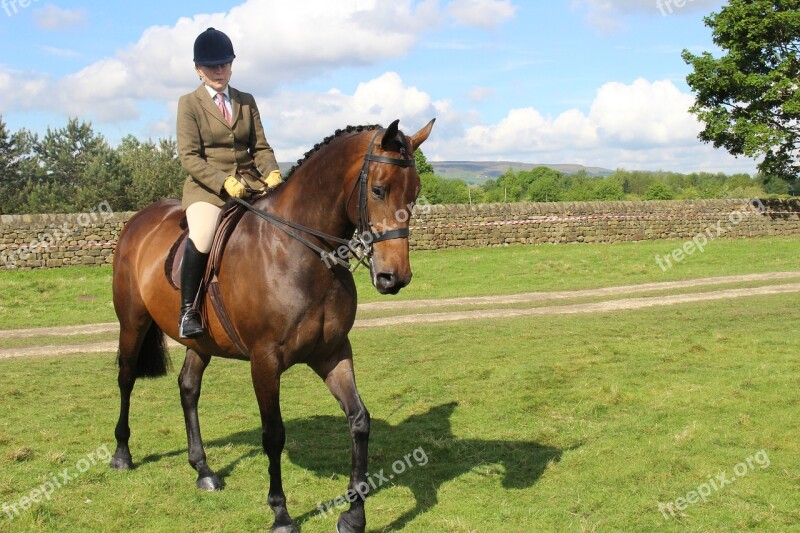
[285,402,563,531]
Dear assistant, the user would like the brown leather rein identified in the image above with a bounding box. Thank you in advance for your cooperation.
[231,130,415,272]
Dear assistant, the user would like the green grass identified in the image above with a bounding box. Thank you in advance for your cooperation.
[1,236,799,330]
[0,268,114,329]
[0,292,798,531]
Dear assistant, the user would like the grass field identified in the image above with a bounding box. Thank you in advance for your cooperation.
[0,236,799,329]
[0,237,799,532]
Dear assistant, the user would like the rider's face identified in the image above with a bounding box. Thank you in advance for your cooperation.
[196,62,232,92]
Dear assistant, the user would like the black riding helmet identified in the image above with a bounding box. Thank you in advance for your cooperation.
[193,27,235,66]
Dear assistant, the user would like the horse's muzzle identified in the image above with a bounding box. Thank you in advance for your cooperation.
[374,271,411,295]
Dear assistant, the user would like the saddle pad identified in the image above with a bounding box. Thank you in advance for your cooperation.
[166,228,189,290]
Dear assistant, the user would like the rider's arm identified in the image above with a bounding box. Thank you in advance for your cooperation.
[243,93,280,176]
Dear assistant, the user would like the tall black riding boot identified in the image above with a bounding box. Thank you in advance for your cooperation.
[178,238,209,339]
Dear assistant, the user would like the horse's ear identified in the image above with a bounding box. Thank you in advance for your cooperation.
[381,119,400,150]
[409,118,436,152]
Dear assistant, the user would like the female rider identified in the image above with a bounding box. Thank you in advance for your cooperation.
[176,27,282,338]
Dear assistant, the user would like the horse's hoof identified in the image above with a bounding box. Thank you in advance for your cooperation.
[109,455,133,471]
[336,515,364,533]
[196,475,223,491]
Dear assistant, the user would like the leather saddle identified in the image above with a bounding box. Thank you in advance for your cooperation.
[165,201,249,354]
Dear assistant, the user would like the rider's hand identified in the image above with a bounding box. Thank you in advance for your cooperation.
[223,176,246,198]
[265,169,283,189]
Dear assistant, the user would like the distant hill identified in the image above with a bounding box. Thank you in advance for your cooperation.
[430,161,613,184]
[278,160,613,184]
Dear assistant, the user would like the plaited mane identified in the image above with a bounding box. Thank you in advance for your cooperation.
[285,124,383,179]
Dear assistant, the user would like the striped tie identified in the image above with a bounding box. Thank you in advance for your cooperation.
[215,93,231,125]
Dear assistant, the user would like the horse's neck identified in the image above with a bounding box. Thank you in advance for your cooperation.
[260,150,357,239]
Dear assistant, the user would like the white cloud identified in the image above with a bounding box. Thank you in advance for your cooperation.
[422,77,754,173]
[0,1,754,174]
[0,0,445,122]
[123,70,752,174]
[33,4,87,30]
[251,74,749,174]
[258,72,438,160]
[589,78,700,146]
[446,0,517,30]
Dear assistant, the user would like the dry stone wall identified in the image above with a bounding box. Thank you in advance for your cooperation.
[407,198,800,250]
[1,199,798,270]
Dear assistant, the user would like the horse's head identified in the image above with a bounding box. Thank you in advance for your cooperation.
[349,118,435,295]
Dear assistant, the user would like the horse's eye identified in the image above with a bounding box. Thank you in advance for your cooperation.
[371,185,386,200]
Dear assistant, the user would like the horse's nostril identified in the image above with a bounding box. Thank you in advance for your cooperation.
[376,272,396,288]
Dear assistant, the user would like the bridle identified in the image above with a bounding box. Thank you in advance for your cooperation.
[232,128,416,272]
[345,129,415,268]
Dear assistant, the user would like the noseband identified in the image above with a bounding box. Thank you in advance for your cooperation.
[232,128,416,272]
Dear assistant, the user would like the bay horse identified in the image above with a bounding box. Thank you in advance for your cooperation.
[110,119,435,533]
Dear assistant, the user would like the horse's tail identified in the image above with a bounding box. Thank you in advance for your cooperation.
[119,321,171,378]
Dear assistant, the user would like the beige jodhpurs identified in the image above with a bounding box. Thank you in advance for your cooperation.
[185,202,222,253]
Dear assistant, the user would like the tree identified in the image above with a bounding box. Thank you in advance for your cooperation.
[561,171,595,201]
[592,176,625,201]
[644,182,675,200]
[419,173,470,204]
[615,169,655,197]
[414,148,435,175]
[117,136,184,210]
[0,117,40,214]
[682,0,800,183]
[30,118,110,212]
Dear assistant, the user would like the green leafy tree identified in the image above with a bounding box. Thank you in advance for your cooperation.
[481,169,523,202]
[76,145,128,210]
[760,172,793,194]
[0,117,40,214]
[682,0,800,184]
[615,169,656,197]
[29,118,110,212]
[525,167,563,202]
[414,148,435,175]
[117,136,184,209]
[561,171,595,201]
[644,181,675,200]
[592,176,625,200]
[419,173,470,204]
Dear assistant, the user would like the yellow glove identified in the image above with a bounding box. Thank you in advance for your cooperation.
[223,176,246,198]
[265,169,283,189]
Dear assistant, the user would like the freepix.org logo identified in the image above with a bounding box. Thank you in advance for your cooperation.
[2,0,40,17]
[2,444,111,520]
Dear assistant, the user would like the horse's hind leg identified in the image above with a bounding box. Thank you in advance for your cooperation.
[110,315,150,470]
[110,281,170,470]
[179,348,222,490]
[311,340,370,533]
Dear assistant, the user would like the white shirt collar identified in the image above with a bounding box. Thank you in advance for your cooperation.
[203,84,229,100]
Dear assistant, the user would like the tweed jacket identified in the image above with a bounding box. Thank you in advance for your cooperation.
[177,84,279,209]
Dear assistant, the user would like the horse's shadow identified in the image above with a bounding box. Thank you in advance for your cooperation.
[140,402,563,531]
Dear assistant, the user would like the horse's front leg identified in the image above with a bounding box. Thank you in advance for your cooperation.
[251,356,297,533]
[179,348,222,490]
[312,339,370,533]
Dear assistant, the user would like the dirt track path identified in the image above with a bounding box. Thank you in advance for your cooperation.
[2,272,799,359]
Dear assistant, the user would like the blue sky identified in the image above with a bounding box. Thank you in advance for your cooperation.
[0,0,753,173]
